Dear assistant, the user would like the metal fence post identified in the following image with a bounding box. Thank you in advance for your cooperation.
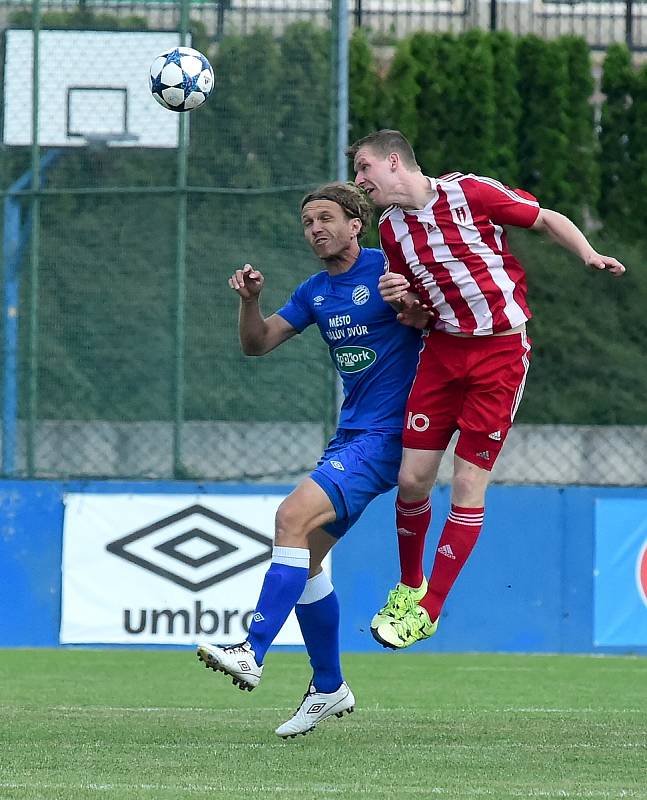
[327,0,350,441]
[355,0,362,28]
[490,0,497,32]
[173,0,190,478]
[26,0,42,477]
[625,0,634,49]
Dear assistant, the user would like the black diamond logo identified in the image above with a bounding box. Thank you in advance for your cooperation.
[155,529,237,567]
[106,504,272,591]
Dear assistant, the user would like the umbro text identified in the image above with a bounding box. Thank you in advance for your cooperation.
[123,601,255,636]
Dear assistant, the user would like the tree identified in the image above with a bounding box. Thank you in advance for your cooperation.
[452,29,496,176]
[349,28,383,143]
[382,37,420,146]
[598,43,634,230]
[412,32,472,175]
[561,36,598,227]
[490,31,520,185]
[627,63,647,236]
[516,36,571,210]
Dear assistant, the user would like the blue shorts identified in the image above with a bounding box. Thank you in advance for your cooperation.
[310,428,403,539]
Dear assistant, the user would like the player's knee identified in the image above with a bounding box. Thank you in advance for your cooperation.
[274,499,309,548]
[398,466,432,501]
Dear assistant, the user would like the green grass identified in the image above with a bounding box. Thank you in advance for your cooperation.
[0,650,645,799]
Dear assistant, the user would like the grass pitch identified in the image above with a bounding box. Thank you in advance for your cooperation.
[0,649,645,799]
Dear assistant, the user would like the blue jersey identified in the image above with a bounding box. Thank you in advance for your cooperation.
[277,247,422,432]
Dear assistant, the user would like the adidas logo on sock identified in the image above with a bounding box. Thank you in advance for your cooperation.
[438,544,456,559]
[488,430,502,441]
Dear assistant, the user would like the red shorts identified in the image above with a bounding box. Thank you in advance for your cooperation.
[402,330,531,470]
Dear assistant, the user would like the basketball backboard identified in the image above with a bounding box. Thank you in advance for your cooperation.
[3,29,188,148]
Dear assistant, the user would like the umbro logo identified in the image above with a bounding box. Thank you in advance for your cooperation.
[106,504,272,592]
[476,450,490,461]
[488,430,502,441]
[238,661,251,672]
[252,612,265,623]
[308,703,327,714]
[313,295,325,306]
[438,544,456,559]
[330,460,345,471]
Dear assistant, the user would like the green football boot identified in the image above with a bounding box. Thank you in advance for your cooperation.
[372,604,438,650]
[370,579,427,641]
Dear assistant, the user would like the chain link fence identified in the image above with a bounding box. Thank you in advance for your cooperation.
[1,0,646,485]
[1,0,341,481]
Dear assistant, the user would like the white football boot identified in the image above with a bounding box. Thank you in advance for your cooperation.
[275,681,355,739]
[196,641,263,691]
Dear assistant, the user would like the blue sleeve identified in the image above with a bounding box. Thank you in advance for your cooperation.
[276,281,314,333]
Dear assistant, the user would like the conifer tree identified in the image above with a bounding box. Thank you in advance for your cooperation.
[349,28,383,143]
[516,36,571,210]
[405,32,463,175]
[490,31,520,185]
[382,37,420,147]
[560,36,598,227]
[627,63,647,236]
[277,22,330,185]
[598,43,634,229]
[453,29,496,176]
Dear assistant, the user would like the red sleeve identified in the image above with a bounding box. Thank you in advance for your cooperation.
[465,176,540,228]
[378,216,413,279]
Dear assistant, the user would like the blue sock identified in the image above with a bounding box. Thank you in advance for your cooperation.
[296,571,343,694]
[247,545,309,665]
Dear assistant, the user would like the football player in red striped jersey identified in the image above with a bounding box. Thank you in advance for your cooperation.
[349,129,625,649]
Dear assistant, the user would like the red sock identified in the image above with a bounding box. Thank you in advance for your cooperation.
[395,494,431,588]
[420,505,484,622]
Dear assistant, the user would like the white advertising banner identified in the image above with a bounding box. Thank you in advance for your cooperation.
[60,493,318,645]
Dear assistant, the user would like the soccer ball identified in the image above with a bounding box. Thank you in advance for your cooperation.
[149,47,214,112]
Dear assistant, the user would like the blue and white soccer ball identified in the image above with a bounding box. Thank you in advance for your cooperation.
[149,47,214,112]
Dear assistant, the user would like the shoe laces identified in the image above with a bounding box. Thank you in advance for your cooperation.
[385,586,419,615]
[392,607,425,638]
[223,642,251,656]
[294,681,316,714]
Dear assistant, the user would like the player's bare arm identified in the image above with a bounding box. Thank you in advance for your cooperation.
[229,263,297,355]
[531,208,626,276]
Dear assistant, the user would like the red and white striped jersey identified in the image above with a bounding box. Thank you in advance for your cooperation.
[378,173,541,335]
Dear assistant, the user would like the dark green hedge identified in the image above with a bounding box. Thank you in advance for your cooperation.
[2,23,645,424]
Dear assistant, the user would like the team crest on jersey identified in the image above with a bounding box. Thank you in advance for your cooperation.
[313,295,325,306]
[352,285,370,305]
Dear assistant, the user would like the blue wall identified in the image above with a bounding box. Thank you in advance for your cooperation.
[1,480,646,653]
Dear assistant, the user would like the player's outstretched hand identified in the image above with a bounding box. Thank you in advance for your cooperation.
[585,252,626,277]
[378,272,410,303]
[229,264,264,300]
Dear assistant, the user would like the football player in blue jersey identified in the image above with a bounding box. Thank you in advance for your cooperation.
[197,182,428,738]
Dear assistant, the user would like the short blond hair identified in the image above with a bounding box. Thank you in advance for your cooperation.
[347,129,418,170]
